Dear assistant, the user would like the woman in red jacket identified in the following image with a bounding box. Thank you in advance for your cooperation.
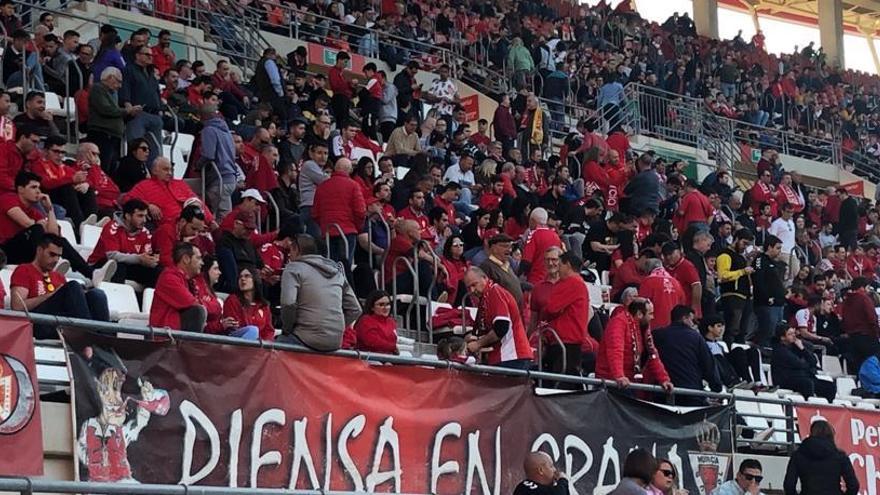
[440,236,469,306]
[354,290,398,354]
[222,268,275,341]
[352,157,375,202]
[195,255,237,336]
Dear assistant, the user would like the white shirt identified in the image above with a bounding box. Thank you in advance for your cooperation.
[768,217,796,253]
[443,164,475,187]
[429,78,458,116]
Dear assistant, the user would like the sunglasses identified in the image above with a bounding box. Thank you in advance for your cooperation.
[451,242,464,247]
[742,474,763,483]
[660,469,675,478]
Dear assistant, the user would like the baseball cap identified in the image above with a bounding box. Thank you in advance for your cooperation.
[235,210,257,230]
[240,189,266,203]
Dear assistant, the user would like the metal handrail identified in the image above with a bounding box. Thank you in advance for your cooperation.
[323,222,349,262]
[264,189,280,231]
[534,325,567,389]
[390,254,420,335]
[420,242,440,342]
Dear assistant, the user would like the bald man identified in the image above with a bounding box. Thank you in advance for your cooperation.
[513,452,569,495]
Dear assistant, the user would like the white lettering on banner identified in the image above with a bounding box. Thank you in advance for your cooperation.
[324,414,333,492]
[365,417,402,492]
[180,400,220,485]
[229,409,242,487]
[851,418,880,448]
[564,435,593,486]
[531,433,562,461]
[465,427,502,495]
[250,409,285,487]
[849,452,880,495]
[594,437,621,495]
[288,418,321,490]
[338,414,366,491]
[430,422,461,493]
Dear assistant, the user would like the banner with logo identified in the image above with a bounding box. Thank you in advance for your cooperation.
[63,330,732,494]
[461,94,480,122]
[795,404,880,495]
[307,42,366,74]
[0,317,43,475]
[841,180,865,197]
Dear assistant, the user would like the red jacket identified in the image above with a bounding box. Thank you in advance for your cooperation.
[222,294,275,341]
[125,177,214,225]
[596,310,670,384]
[749,181,778,217]
[79,161,120,209]
[313,170,366,236]
[542,274,595,348]
[151,44,174,76]
[149,266,198,329]
[522,227,563,284]
[194,276,224,335]
[31,158,76,190]
[841,290,880,338]
[0,141,26,192]
[354,313,398,354]
[674,190,713,234]
[212,72,247,100]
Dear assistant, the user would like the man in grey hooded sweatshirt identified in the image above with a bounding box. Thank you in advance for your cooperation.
[281,234,361,351]
[199,102,239,220]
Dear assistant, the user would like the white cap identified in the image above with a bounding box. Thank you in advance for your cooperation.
[240,189,266,203]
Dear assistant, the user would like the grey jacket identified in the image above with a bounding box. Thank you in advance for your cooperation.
[609,478,648,495]
[281,255,361,351]
[298,160,327,207]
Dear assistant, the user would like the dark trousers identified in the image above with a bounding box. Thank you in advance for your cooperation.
[393,259,434,298]
[849,334,880,376]
[2,224,93,277]
[721,296,748,345]
[88,130,121,177]
[779,376,837,402]
[50,184,97,229]
[179,305,208,333]
[111,261,161,288]
[32,283,109,339]
[728,346,763,383]
[330,94,351,125]
[380,121,396,143]
[497,358,533,370]
[543,343,583,390]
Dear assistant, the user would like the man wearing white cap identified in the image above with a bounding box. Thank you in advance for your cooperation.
[218,188,276,245]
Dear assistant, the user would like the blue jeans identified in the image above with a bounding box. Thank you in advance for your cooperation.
[231,325,259,340]
[497,359,534,370]
[752,305,783,347]
[721,82,737,99]
[125,112,163,165]
[6,52,47,91]
[299,206,321,239]
[453,187,474,217]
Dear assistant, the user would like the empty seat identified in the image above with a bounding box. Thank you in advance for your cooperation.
[80,224,103,250]
[822,355,845,377]
[142,287,155,313]
[837,376,857,397]
[100,282,143,320]
[58,219,77,245]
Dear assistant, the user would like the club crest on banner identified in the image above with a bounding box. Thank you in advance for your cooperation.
[688,419,731,494]
[0,353,36,434]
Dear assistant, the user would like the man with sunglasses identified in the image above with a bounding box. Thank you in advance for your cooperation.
[711,459,765,495]
[120,44,162,164]
[10,233,110,339]
[32,135,96,228]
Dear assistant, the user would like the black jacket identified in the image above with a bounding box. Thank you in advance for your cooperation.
[783,436,859,495]
[653,323,722,393]
[771,342,818,385]
[752,253,786,306]
[839,197,859,234]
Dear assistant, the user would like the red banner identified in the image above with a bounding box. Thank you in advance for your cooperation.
[461,94,480,122]
[306,42,365,74]
[63,331,732,494]
[795,404,879,494]
[0,317,43,475]
[841,181,865,197]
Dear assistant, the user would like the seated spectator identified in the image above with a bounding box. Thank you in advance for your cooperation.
[218,189,272,243]
[125,157,214,226]
[611,448,657,494]
[75,141,120,219]
[3,30,46,91]
[32,135,96,228]
[67,43,93,97]
[10,233,110,339]
[439,235,469,306]
[222,267,274,341]
[384,115,422,163]
[0,127,40,193]
[89,67,138,175]
[88,199,159,287]
[280,234,361,351]
[462,266,534,369]
[12,91,60,138]
[0,171,110,282]
[150,30,174,76]
[216,210,264,292]
[653,305,723,405]
[194,255,234,336]
[771,324,836,402]
[149,242,206,332]
[596,298,674,392]
[353,290,398,354]
[384,219,440,298]
[711,459,766,495]
[212,59,250,122]
[270,159,301,231]
[153,204,213,267]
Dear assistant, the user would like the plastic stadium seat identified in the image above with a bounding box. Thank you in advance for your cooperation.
[58,219,77,245]
[44,92,64,116]
[80,224,103,250]
[837,376,857,397]
[100,282,144,321]
[0,267,12,308]
[142,288,155,313]
[822,355,845,377]
[395,166,409,180]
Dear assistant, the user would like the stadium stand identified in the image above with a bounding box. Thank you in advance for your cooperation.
[2,0,880,492]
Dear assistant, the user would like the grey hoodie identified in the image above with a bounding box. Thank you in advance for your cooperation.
[281,254,361,351]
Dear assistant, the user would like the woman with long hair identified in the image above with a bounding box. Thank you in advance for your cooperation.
[222,268,275,341]
[194,255,237,336]
[439,235,469,306]
[648,458,683,495]
[784,419,858,495]
[114,138,151,192]
[462,208,492,256]
[352,156,376,201]
[353,290,398,354]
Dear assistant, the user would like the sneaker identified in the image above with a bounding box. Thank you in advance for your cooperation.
[82,214,98,226]
[92,260,117,288]
[55,259,70,276]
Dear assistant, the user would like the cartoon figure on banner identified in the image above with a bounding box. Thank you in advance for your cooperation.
[76,347,170,483]
[688,419,731,494]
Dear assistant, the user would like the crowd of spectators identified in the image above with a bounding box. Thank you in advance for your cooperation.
[6,0,880,410]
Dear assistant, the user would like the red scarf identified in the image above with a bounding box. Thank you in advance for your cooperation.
[780,184,804,210]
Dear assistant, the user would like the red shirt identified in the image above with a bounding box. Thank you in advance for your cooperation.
[479,191,502,211]
[384,235,414,284]
[0,193,44,243]
[31,158,76,190]
[542,274,592,347]
[222,294,275,341]
[79,161,120,209]
[397,206,431,240]
[354,313,398,354]
[610,257,643,301]
[675,190,713,234]
[638,268,686,329]
[194,276,224,335]
[0,141,26,192]
[153,223,215,267]
[10,263,65,298]
[531,278,555,322]
[125,177,214,226]
[665,257,701,315]
[433,196,456,226]
[328,67,354,98]
[478,280,534,365]
[522,227,563,284]
[149,266,198,329]
[750,182,778,216]
[88,219,152,265]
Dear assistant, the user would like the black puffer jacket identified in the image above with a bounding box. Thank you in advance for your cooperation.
[783,436,859,495]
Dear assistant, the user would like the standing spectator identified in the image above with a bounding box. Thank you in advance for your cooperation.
[493,95,517,154]
[772,324,837,402]
[213,60,250,122]
[842,277,880,373]
[653,305,722,406]
[67,43,93,97]
[199,104,238,220]
[674,178,713,239]
[3,30,46,91]
[11,234,110,339]
[353,290,398,354]
[463,266,534,369]
[358,63,382,140]
[378,71,398,143]
[521,207,563,285]
[298,141,329,238]
[688,230,717,317]
[513,452,568,495]
[519,94,549,158]
[328,52,357,125]
[662,241,702,317]
[639,258,686,329]
[717,228,755,345]
[88,199,159,287]
[89,67,136,175]
[749,170,778,217]
[393,61,420,120]
[280,234,361,351]
[149,242,206,332]
[251,48,283,105]
[711,459,766,495]
[623,153,661,216]
[222,268,274,341]
[542,252,594,382]
[596,298,674,392]
[120,45,163,164]
[837,187,859,250]
[479,233,524,307]
[427,64,459,128]
[506,37,534,89]
[768,203,797,282]
[783,419,859,495]
[752,235,786,347]
[150,30,175,76]
[90,25,124,83]
[313,157,366,266]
